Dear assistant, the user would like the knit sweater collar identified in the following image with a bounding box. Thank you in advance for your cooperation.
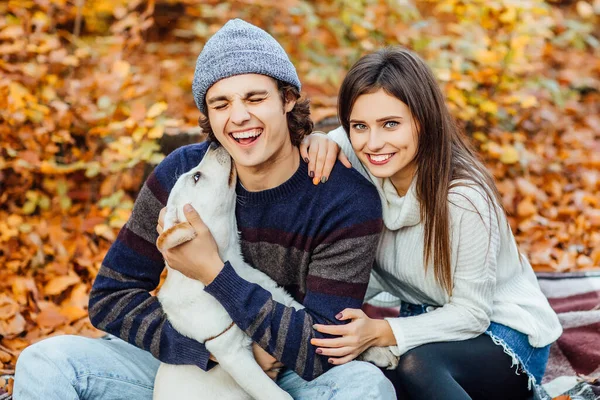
[235,158,307,205]
[372,175,421,231]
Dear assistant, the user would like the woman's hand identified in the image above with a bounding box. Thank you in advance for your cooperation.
[157,204,224,285]
[300,131,352,185]
[311,308,395,366]
[253,343,284,380]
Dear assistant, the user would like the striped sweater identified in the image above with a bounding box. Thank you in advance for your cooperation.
[89,140,383,381]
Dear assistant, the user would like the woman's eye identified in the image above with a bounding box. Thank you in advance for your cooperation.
[193,172,201,183]
[384,121,399,128]
[352,123,367,131]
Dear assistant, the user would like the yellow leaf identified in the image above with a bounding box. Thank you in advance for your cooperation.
[480,101,498,114]
[473,132,487,142]
[520,95,538,109]
[475,50,498,65]
[147,102,168,119]
[9,82,32,110]
[499,7,517,24]
[132,126,147,142]
[500,145,519,164]
[147,125,164,139]
[22,201,37,215]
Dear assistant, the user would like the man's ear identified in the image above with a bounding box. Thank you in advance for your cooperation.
[284,98,296,113]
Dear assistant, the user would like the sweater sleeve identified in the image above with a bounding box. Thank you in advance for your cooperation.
[88,143,214,370]
[204,189,383,381]
[385,186,500,356]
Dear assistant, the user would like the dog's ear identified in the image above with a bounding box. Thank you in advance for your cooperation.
[157,222,197,252]
[213,146,231,166]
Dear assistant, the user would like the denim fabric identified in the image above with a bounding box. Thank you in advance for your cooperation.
[277,361,396,399]
[486,322,550,385]
[14,334,395,399]
[398,302,550,385]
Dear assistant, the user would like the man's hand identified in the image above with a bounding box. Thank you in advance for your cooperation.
[158,204,224,285]
[252,343,284,381]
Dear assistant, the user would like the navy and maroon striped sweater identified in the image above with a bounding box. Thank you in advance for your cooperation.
[89,140,383,381]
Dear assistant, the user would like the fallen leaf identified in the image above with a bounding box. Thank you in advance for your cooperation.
[44,273,81,296]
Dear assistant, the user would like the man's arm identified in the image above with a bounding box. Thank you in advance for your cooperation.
[88,143,214,370]
[205,183,383,381]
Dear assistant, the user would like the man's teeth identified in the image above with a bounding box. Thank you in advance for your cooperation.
[370,154,393,162]
[231,129,262,139]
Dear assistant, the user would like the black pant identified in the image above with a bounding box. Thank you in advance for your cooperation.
[382,334,533,400]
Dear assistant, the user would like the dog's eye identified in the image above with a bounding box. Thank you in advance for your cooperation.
[193,172,201,183]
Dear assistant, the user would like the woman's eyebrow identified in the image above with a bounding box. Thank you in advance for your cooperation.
[375,115,403,122]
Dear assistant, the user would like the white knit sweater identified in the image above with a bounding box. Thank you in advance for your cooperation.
[328,127,562,356]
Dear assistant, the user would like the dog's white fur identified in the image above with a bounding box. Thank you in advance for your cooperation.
[153,145,397,400]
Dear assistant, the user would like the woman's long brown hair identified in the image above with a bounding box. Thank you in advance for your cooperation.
[338,47,505,295]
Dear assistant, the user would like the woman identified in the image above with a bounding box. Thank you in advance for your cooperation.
[300,47,562,400]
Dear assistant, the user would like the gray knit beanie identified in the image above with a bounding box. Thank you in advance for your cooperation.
[192,19,301,115]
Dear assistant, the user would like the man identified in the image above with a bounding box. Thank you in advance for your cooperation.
[14,19,394,399]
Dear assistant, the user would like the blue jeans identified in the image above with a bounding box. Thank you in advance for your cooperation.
[14,334,395,399]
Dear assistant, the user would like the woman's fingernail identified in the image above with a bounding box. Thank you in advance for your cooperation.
[309,171,314,178]
[321,176,327,184]
[335,312,343,319]
[349,162,352,168]
[316,348,323,354]
[313,177,320,185]
[328,359,334,364]
[304,157,309,163]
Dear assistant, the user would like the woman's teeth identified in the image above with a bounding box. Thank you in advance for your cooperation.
[369,153,393,162]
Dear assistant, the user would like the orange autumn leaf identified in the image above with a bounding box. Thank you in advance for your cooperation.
[43,273,81,296]
[0,313,26,338]
[517,198,537,218]
[0,296,19,321]
[36,305,68,330]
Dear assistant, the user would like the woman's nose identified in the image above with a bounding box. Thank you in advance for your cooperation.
[367,129,385,151]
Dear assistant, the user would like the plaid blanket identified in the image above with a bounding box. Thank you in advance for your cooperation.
[537,272,600,400]
[2,272,599,399]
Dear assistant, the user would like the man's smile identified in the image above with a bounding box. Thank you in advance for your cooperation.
[229,128,263,146]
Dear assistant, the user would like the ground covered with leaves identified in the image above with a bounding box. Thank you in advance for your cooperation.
[0,0,599,393]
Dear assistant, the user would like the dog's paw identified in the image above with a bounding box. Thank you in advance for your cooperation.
[359,346,399,370]
[157,222,197,252]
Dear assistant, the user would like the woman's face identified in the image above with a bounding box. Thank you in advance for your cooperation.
[349,89,418,190]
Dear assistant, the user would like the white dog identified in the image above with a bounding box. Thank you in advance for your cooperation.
[154,144,397,400]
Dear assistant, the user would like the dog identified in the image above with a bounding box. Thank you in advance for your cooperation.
[153,144,397,400]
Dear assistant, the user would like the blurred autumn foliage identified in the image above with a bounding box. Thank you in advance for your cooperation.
[0,0,599,391]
